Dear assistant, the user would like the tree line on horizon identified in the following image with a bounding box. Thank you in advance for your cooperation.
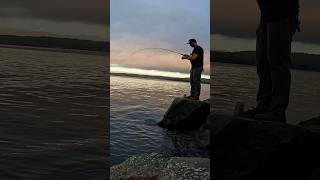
[212,50,320,71]
[0,35,109,52]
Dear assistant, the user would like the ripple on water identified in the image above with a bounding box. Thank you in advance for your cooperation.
[0,47,109,179]
[212,62,320,123]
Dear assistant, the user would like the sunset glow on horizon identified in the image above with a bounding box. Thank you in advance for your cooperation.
[111,65,210,80]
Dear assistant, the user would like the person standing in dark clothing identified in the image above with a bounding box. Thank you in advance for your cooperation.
[182,39,204,100]
[243,0,300,122]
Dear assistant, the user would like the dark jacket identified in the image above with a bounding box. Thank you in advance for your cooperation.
[257,0,299,23]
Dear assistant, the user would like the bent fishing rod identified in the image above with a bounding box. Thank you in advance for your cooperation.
[132,48,185,56]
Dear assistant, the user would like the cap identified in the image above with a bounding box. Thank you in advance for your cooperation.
[187,39,197,44]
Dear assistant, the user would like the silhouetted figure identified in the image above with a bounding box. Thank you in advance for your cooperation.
[244,0,300,122]
[182,39,204,100]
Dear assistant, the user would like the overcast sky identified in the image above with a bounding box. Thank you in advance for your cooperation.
[0,0,109,41]
[211,0,320,54]
[110,0,210,74]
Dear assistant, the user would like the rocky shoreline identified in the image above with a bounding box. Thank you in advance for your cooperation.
[111,98,211,180]
[111,97,320,180]
[111,153,210,180]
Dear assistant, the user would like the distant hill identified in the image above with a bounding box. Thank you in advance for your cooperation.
[0,35,109,52]
[211,51,320,71]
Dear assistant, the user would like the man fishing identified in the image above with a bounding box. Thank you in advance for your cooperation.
[242,0,300,122]
[181,39,204,100]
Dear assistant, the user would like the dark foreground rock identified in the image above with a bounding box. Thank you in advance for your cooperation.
[212,113,320,180]
[157,98,211,156]
[191,112,214,149]
[111,153,210,180]
[158,98,210,131]
[299,116,320,134]
[310,168,320,180]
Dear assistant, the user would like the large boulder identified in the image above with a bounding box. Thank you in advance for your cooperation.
[110,153,210,180]
[158,98,210,131]
[212,113,320,180]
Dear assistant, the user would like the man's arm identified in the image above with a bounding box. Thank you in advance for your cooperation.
[181,54,199,61]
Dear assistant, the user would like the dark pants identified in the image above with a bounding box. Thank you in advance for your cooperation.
[190,67,203,99]
[256,17,297,113]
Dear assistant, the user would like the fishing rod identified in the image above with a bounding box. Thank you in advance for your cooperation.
[132,48,185,56]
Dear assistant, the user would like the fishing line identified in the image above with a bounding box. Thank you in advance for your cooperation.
[132,48,185,56]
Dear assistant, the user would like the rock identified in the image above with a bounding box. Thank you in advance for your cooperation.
[233,102,245,116]
[158,98,210,131]
[212,113,320,180]
[163,157,210,180]
[192,128,210,149]
[110,153,210,180]
[299,116,320,134]
[166,113,212,158]
[169,130,210,157]
[110,153,167,180]
[310,168,320,180]
[192,113,214,149]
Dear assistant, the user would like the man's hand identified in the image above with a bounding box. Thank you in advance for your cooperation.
[181,54,190,60]
[181,54,199,61]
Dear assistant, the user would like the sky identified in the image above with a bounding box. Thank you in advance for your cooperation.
[212,0,320,54]
[110,0,210,75]
[0,0,109,41]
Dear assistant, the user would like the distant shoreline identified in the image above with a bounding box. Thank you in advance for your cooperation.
[111,72,210,84]
[0,35,109,56]
[211,50,320,72]
[0,44,108,56]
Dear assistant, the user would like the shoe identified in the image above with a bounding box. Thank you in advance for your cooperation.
[189,96,199,100]
[254,111,286,122]
[185,95,199,100]
[239,107,267,119]
[191,97,199,100]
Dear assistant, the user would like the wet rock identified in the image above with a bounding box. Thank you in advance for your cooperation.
[167,113,212,158]
[192,113,214,149]
[158,98,210,131]
[212,113,320,180]
[110,153,210,180]
[169,130,210,158]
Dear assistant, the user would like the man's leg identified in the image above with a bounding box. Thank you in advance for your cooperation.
[190,68,194,97]
[256,17,296,122]
[268,18,295,111]
[241,22,272,118]
[256,22,272,111]
[192,67,202,100]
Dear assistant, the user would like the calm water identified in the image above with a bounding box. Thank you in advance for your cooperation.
[212,62,320,124]
[0,47,109,179]
[110,75,210,165]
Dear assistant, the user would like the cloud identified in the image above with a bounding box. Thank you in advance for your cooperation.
[111,33,210,74]
[0,0,109,24]
[111,0,210,74]
[0,17,109,41]
[212,0,320,44]
[0,1,109,40]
